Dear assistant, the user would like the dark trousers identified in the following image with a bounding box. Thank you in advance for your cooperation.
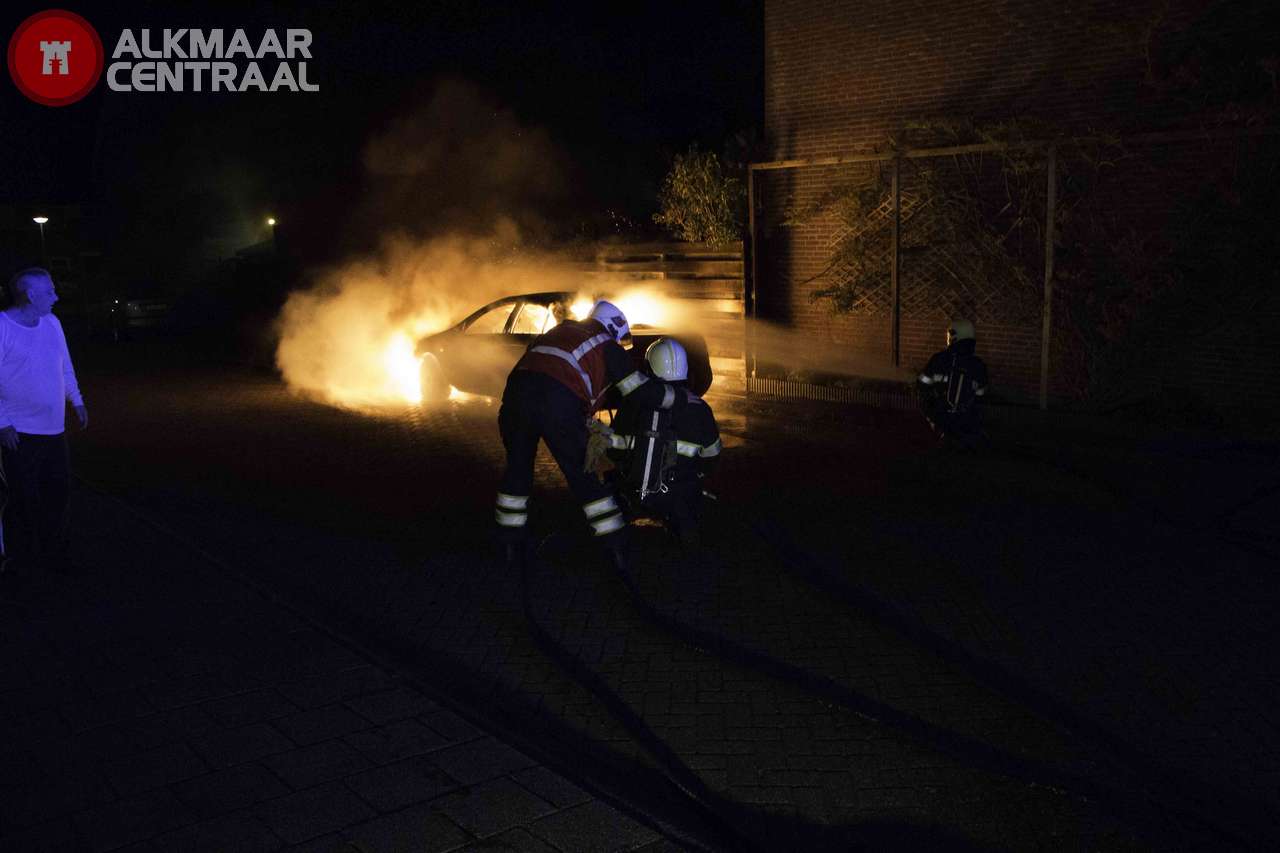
[1,432,71,562]
[922,397,985,450]
[497,371,619,543]
[928,412,986,450]
[638,478,703,545]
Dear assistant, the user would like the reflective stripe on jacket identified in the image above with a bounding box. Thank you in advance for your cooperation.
[605,387,720,481]
[608,433,721,458]
[515,319,650,410]
[918,340,988,414]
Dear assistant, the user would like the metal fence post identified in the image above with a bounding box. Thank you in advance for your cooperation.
[1039,145,1057,411]
[747,165,758,379]
[890,156,901,367]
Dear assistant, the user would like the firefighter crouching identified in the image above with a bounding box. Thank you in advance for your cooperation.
[494,300,681,568]
[917,318,989,450]
[603,338,721,547]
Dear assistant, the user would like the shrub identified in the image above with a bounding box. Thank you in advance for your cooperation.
[653,146,744,245]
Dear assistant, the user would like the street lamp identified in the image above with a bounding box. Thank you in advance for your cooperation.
[266,216,277,253]
[33,216,49,261]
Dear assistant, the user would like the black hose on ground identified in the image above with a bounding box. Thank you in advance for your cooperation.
[518,438,1271,850]
[748,514,1270,850]
[883,438,1280,844]
[517,541,759,853]
[602,523,1255,852]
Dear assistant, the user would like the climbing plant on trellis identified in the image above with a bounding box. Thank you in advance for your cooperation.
[810,155,1042,327]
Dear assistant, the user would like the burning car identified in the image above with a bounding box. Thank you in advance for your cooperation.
[414,291,711,402]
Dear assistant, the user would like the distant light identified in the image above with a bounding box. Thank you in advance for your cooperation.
[267,217,277,226]
[32,216,48,224]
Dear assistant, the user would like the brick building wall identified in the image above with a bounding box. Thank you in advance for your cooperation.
[763,0,1203,161]
[757,0,1278,408]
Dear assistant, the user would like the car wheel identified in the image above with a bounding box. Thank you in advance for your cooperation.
[419,352,450,403]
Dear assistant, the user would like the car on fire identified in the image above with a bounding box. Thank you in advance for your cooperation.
[414,291,712,402]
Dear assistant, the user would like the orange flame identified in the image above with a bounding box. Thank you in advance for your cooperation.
[383,333,424,405]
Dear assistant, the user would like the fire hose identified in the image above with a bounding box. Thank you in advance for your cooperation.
[517,539,757,852]
[518,409,1273,849]
[748,514,1270,850]
[518,507,1264,851]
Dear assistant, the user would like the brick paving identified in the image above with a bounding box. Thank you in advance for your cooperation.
[774,425,1280,827]
[0,485,671,852]
[28,346,1280,851]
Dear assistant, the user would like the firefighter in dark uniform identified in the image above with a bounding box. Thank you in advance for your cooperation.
[494,300,680,566]
[918,318,989,449]
[605,338,721,546]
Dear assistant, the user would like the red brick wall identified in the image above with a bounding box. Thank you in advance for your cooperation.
[754,160,1048,399]
[758,0,1279,408]
[764,0,1207,161]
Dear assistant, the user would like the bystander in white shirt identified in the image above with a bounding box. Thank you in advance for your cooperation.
[0,311,84,434]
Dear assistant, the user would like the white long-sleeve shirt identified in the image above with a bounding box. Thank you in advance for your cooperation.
[0,312,84,434]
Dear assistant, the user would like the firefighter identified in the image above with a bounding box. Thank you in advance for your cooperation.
[494,300,680,567]
[604,338,721,546]
[917,318,989,449]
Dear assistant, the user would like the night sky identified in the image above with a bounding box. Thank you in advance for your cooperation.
[2,1,763,275]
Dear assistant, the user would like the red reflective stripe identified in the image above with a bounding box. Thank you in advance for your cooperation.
[516,321,610,406]
[530,345,594,397]
[518,352,592,403]
[512,318,611,402]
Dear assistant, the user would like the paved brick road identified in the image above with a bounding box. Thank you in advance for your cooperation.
[33,340,1279,851]
[0,484,678,851]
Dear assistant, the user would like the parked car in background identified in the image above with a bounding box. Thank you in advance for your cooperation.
[414,291,712,402]
[107,286,175,340]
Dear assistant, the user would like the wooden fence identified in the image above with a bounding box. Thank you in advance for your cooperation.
[576,241,746,397]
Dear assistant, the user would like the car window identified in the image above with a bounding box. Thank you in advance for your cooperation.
[509,302,555,335]
[465,304,514,334]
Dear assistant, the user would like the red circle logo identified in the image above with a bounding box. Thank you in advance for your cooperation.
[8,9,103,107]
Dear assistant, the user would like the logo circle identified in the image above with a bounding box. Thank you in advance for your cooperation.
[8,9,103,107]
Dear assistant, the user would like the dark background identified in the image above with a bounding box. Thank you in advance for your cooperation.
[2,2,764,253]
[1,1,762,328]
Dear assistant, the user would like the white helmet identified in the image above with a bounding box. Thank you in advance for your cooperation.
[588,300,630,342]
[645,337,688,381]
[948,319,975,344]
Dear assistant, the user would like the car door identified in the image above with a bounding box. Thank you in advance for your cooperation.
[507,298,559,343]
[445,299,519,396]
[485,298,564,395]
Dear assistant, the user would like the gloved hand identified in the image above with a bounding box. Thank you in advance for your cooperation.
[584,418,614,474]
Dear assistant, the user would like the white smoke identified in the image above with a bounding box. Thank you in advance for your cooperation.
[274,223,580,407]
[274,79,576,407]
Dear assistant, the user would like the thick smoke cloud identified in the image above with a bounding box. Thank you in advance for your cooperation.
[353,78,569,241]
[274,80,576,407]
[274,223,580,407]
